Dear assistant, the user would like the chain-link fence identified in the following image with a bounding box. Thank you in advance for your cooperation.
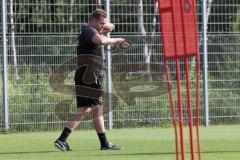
[207,0,240,124]
[0,0,240,132]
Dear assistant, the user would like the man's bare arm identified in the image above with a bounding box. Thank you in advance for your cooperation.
[100,23,115,34]
[91,34,124,45]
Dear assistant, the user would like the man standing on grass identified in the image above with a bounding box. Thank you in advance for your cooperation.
[54,9,127,151]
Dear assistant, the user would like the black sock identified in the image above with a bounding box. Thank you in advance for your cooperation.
[97,132,109,147]
[58,127,72,142]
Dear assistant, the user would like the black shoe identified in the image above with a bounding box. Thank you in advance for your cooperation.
[54,139,72,152]
[101,143,123,150]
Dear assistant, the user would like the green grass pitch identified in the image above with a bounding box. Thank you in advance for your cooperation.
[0,125,239,160]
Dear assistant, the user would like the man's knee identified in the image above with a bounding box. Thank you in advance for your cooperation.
[92,105,103,118]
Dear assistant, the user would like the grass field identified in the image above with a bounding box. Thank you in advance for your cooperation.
[0,125,239,160]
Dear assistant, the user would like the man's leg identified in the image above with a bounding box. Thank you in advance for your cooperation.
[92,105,105,133]
[92,105,108,147]
[55,107,91,151]
[92,105,123,150]
[66,107,91,130]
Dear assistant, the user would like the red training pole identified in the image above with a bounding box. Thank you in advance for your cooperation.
[164,61,180,160]
[176,59,186,160]
[184,57,196,160]
[196,54,202,160]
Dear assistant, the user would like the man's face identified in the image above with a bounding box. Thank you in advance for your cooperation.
[93,17,107,32]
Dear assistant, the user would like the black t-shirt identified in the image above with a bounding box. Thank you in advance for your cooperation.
[77,25,102,58]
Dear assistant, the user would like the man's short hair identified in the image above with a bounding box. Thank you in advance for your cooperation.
[89,9,107,20]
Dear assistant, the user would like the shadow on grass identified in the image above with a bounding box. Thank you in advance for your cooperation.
[0,151,59,155]
[0,150,239,156]
[202,150,240,154]
[87,150,240,157]
[86,151,176,157]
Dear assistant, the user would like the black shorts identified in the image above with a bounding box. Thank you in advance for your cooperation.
[74,66,103,107]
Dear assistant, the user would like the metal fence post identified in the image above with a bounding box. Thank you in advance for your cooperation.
[2,0,9,131]
[104,0,113,130]
[202,0,209,127]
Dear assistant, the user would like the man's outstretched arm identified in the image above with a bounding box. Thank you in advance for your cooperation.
[91,31,125,45]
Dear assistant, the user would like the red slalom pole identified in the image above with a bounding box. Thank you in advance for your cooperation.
[196,54,202,160]
[184,57,196,160]
[176,59,186,160]
[164,61,179,160]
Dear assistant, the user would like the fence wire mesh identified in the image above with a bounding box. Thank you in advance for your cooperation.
[207,0,240,124]
[0,0,240,132]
